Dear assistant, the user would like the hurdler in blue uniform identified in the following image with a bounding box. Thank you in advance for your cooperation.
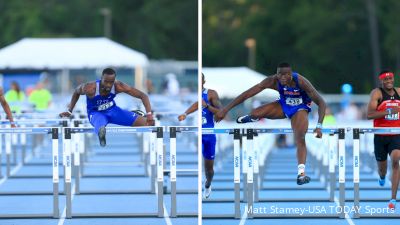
[202,88,217,160]
[215,63,326,185]
[178,73,222,199]
[60,68,154,147]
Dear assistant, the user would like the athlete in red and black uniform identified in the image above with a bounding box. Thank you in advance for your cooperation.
[367,70,400,209]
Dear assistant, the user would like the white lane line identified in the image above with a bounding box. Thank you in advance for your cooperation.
[163,203,173,225]
[334,196,355,225]
[239,206,248,225]
[57,182,76,225]
[0,154,33,186]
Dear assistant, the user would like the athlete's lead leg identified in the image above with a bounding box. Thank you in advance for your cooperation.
[291,110,310,185]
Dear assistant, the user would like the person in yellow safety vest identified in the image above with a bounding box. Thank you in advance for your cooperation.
[5,81,26,114]
[323,107,336,126]
[29,82,52,112]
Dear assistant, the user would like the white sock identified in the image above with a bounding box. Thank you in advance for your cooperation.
[298,164,305,175]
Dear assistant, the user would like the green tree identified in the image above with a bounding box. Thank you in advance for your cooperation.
[203,0,400,93]
[0,0,197,60]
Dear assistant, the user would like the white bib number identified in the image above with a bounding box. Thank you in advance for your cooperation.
[202,117,207,124]
[98,101,114,111]
[385,113,399,120]
[285,97,303,106]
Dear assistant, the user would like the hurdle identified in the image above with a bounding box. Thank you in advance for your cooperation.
[0,127,60,218]
[63,126,165,218]
[247,128,345,219]
[70,119,151,180]
[242,128,336,200]
[168,126,198,217]
[0,119,69,180]
[353,127,400,218]
[69,121,158,195]
[240,128,274,203]
[202,128,241,218]
[202,127,346,219]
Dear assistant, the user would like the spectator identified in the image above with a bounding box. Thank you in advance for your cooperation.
[5,81,26,114]
[29,82,52,112]
[323,107,336,126]
[164,73,180,96]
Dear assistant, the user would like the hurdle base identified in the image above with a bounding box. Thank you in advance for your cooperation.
[0,214,55,219]
[355,213,400,218]
[0,191,59,195]
[173,212,198,217]
[253,213,343,218]
[202,214,236,219]
[75,190,154,195]
[71,212,159,218]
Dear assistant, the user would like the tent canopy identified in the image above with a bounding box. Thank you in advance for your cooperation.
[0,37,149,69]
[202,67,279,100]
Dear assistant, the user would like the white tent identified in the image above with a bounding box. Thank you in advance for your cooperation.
[0,37,149,92]
[202,67,279,101]
[0,37,148,69]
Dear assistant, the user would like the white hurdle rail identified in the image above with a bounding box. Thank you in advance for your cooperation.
[63,126,165,219]
[168,126,198,217]
[0,127,60,218]
[353,128,400,218]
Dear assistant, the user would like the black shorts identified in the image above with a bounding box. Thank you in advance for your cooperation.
[374,134,400,161]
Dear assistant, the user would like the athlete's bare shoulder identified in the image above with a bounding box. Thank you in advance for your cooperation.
[369,88,382,100]
[370,87,381,94]
[78,81,96,97]
[297,74,311,84]
[114,80,131,93]
[395,87,400,95]
[207,88,218,96]
[259,74,278,90]
[297,74,317,90]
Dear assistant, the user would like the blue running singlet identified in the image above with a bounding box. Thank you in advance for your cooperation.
[277,73,312,118]
[202,89,216,160]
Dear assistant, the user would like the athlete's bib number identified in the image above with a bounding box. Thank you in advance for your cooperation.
[385,113,399,120]
[202,116,207,124]
[285,97,303,106]
[98,101,114,111]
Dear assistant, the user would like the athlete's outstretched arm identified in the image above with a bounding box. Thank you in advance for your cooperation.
[215,77,274,122]
[178,102,198,121]
[116,81,153,115]
[207,89,222,115]
[0,88,15,127]
[367,89,393,119]
[59,83,88,117]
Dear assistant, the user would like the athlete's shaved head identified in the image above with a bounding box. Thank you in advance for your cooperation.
[102,68,116,77]
[276,62,293,86]
[101,68,116,92]
[278,62,291,68]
